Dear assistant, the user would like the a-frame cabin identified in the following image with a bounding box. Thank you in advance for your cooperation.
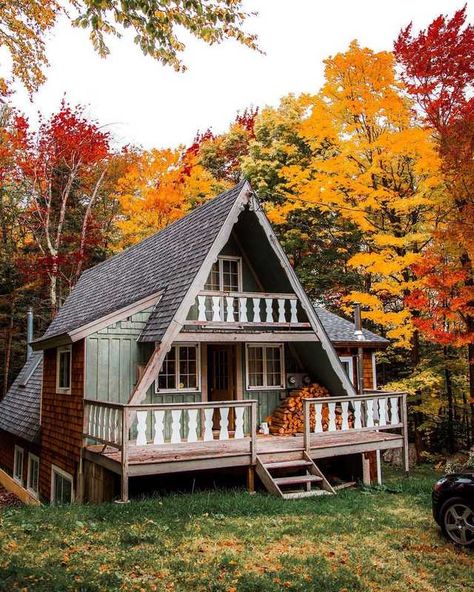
[0,182,408,503]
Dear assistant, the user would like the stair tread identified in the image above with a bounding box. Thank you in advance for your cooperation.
[264,460,313,470]
[274,474,323,486]
[283,490,333,499]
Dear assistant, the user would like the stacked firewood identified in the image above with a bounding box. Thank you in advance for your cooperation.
[267,384,353,435]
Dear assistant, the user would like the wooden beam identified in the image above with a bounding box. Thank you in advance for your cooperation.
[0,469,40,505]
[174,331,319,343]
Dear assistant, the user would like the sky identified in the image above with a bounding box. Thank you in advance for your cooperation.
[12,0,473,150]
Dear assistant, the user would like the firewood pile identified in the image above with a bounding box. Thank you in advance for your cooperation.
[267,384,353,435]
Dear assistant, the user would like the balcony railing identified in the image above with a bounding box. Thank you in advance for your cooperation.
[186,291,310,327]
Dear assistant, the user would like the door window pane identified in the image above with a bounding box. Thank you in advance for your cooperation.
[248,346,264,387]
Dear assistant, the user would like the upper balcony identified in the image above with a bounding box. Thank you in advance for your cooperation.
[185,290,310,328]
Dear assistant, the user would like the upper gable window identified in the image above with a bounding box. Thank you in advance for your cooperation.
[56,346,72,394]
[205,257,241,292]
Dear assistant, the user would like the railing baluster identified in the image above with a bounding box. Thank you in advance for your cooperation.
[390,397,399,425]
[234,407,244,439]
[341,401,349,431]
[226,296,235,322]
[354,400,362,429]
[153,410,165,444]
[170,409,181,443]
[278,299,286,323]
[239,297,247,322]
[328,402,336,431]
[203,408,214,441]
[314,403,323,433]
[219,407,230,440]
[265,298,273,323]
[187,409,199,442]
[136,410,148,445]
[212,296,221,322]
[252,298,261,322]
[378,398,387,426]
[366,399,374,428]
[290,299,298,324]
[197,295,207,321]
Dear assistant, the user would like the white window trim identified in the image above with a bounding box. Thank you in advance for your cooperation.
[207,255,243,292]
[51,464,74,504]
[372,352,378,389]
[245,343,286,391]
[27,453,40,498]
[339,356,354,386]
[155,343,201,394]
[56,345,72,394]
[13,445,24,485]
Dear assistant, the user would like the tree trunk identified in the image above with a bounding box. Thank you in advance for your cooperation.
[2,300,14,398]
[443,346,455,453]
[468,340,474,446]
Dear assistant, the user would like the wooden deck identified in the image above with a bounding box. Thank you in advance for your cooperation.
[84,430,403,477]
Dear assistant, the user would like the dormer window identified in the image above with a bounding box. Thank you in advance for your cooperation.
[205,256,241,292]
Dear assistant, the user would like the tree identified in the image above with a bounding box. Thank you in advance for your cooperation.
[114,146,221,249]
[0,1,257,94]
[395,6,474,438]
[278,42,443,350]
[19,102,116,313]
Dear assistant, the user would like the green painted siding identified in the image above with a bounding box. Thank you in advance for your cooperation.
[85,308,154,403]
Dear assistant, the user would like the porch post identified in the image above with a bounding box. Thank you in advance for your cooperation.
[401,392,409,476]
[120,407,129,503]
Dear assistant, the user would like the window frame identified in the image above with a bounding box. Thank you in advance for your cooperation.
[339,356,354,385]
[27,453,40,498]
[50,465,74,504]
[245,343,285,391]
[56,345,72,394]
[155,343,201,394]
[13,445,24,485]
[205,256,243,293]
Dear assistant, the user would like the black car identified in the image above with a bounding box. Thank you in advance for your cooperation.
[432,473,474,548]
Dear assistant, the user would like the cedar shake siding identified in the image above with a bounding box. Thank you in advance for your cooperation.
[335,347,376,390]
[39,340,85,501]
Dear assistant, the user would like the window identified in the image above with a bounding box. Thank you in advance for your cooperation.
[156,345,200,393]
[205,257,241,292]
[339,356,354,384]
[27,454,39,497]
[51,466,74,504]
[246,344,285,390]
[13,446,24,484]
[56,346,72,393]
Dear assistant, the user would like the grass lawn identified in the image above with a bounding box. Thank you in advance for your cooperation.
[0,465,473,592]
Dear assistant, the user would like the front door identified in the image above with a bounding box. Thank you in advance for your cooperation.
[208,345,236,431]
[208,345,235,402]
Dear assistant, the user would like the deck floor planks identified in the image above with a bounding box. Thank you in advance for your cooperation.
[86,430,402,471]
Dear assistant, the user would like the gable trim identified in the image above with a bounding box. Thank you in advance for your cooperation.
[32,291,163,351]
[128,182,254,404]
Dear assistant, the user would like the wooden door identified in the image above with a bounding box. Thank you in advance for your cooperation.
[208,345,235,401]
[208,345,236,430]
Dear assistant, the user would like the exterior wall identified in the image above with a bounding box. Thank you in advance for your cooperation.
[39,340,85,501]
[0,430,40,486]
[335,346,377,390]
[85,307,154,403]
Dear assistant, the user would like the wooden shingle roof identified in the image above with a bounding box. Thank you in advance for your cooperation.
[314,307,388,346]
[0,353,42,442]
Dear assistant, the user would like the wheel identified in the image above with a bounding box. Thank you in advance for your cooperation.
[440,497,474,548]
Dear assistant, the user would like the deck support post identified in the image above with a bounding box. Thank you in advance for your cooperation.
[362,453,371,486]
[247,466,256,494]
[120,408,130,503]
[401,392,409,476]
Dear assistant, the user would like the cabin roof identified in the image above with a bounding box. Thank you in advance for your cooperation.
[314,307,388,346]
[34,182,245,348]
[0,353,42,443]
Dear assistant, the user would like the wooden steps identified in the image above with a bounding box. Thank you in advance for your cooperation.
[255,451,336,500]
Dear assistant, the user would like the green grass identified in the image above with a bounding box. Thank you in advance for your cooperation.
[0,465,473,592]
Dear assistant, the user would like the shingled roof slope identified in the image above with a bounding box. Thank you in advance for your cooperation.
[314,307,388,345]
[38,182,245,344]
[0,353,42,442]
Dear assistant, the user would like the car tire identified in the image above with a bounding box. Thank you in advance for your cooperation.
[440,497,474,548]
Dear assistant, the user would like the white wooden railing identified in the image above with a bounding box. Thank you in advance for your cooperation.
[302,391,409,469]
[187,291,310,326]
[84,399,258,453]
